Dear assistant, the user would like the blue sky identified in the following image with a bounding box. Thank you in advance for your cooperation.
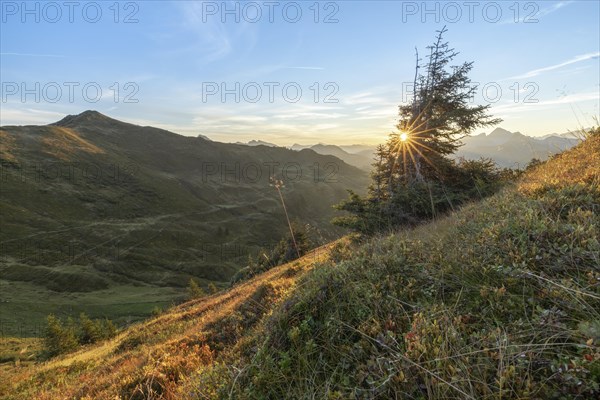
[1,0,599,144]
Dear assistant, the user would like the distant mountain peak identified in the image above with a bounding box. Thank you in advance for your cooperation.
[235,140,278,147]
[51,110,121,127]
[488,127,513,136]
[80,110,105,118]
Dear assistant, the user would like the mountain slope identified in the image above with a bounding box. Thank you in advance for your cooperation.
[0,242,336,399]
[309,144,373,170]
[1,132,597,399]
[457,127,581,167]
[0,111,369,335]
[291,143,373,170]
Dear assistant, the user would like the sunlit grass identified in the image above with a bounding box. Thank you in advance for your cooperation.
[0,129,17,163]
[519,129,599,195]
[0,242,335,399]
[40,126,105,160]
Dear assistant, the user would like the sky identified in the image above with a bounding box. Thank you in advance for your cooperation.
[1,0,599,145]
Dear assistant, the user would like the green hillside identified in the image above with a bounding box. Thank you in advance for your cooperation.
[1,131,597,399]
[0,111,369,336]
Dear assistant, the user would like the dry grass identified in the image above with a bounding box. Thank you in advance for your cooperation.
[0,130,17,163]
[519,130,600,194]
[0,243,334,399]
[41,126,105,160]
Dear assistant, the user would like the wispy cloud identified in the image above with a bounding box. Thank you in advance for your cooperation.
[0,107,66,125]
[492,91,599,114]
[505,52,600,80]
[275,112,346,120]
[498,1,573,24]
[179,3,232,62]
[222,115,268,123]
[344,92,393,106]
[283,66,325,70]
[0,52,65,58]
[172,2,258,65]
[536,1,573,19]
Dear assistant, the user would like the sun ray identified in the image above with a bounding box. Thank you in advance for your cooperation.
[406,141,441,174]
[401,96,435,132]
[409,139,437,154]
[388,97,446,183]
[405,143,421,178]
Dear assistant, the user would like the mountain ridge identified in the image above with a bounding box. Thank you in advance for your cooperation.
[292,127,581,170]
[0,111,369,336]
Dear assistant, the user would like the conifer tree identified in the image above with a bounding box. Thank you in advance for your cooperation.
[334,27,501,233]
[79,312,101,344]
[187,278,206,299]
[44,314,78,356]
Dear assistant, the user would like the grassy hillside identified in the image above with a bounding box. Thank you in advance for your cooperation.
[0,111,369,335]
[0,133,598,399]
[0,242,336,398]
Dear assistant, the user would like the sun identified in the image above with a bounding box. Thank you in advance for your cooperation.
[399,132,409,142]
